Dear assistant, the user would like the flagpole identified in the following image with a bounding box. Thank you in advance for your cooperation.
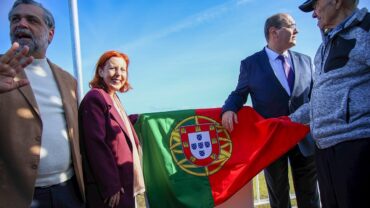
[68,0,84,103]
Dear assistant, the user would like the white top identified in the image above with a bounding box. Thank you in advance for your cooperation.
[25,58,73,187]
[113,96,146,196]
[264,47,293,95]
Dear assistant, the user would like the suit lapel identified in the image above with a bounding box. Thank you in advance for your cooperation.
[16,70,42,120]
[259,49,290,96]
[98,89,131,138]
[48,60,77,140]
[289,51,301,96]
[49,61,85,197]
[113,105,131,138]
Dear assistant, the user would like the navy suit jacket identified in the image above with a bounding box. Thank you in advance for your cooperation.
[222,48,315,156]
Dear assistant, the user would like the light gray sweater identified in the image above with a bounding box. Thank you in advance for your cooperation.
[290,8,370,149]
[25,59,73,186]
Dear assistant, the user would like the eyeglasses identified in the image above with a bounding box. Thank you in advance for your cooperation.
[279,23,297,30]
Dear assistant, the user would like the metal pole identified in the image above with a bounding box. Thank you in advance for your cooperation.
[68,0,84,103]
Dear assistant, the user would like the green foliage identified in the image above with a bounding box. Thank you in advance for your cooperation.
[137,194,146,208]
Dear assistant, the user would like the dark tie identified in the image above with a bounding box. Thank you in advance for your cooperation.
[277,55,294,93]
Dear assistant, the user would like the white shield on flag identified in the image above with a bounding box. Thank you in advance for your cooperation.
[179,123,221,167]
[188,131,212,159]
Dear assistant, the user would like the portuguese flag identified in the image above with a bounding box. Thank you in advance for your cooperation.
[133,107,308,207]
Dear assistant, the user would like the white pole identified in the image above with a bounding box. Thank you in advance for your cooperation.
[68,0,84,103]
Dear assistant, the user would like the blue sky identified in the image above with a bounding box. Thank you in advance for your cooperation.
[1,0,369,114]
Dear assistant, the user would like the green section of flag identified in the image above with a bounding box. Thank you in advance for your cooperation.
[135,110,214,208]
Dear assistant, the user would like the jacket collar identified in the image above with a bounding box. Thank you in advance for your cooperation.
[16,59,75,121]
[95,88,132,139]
[328,8,368,38]
[261,48,300,96]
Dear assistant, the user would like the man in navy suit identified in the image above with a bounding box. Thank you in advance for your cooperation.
[222,13,320,208]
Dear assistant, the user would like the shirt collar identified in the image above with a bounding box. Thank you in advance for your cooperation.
[328,8,358,38]
[264,46,290,61]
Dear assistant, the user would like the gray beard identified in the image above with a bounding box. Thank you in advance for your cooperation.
[16,38,38,54]
[11,29,48,56]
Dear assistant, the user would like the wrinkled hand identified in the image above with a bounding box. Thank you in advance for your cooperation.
[221,111,238,132]
[104,188,124,208]
[0,42,33,93]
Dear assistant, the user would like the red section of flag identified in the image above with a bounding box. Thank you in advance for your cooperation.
[195,107,309,205]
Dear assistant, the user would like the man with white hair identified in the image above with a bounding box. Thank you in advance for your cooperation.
[293,0,370,207]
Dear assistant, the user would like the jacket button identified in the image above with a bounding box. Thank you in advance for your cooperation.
[31,164,38,169]
[35,136,41,142]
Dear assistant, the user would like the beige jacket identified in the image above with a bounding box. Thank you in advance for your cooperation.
[0,60,85,207]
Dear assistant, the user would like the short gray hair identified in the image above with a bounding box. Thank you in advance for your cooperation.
[8,0,55,29]
[264,13,286,41]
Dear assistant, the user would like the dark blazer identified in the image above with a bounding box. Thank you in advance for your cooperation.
[0,60,85,207]
[79,88,140,208]
[222,48,315,156]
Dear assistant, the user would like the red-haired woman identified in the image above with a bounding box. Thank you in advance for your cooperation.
[79,51,145,208]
